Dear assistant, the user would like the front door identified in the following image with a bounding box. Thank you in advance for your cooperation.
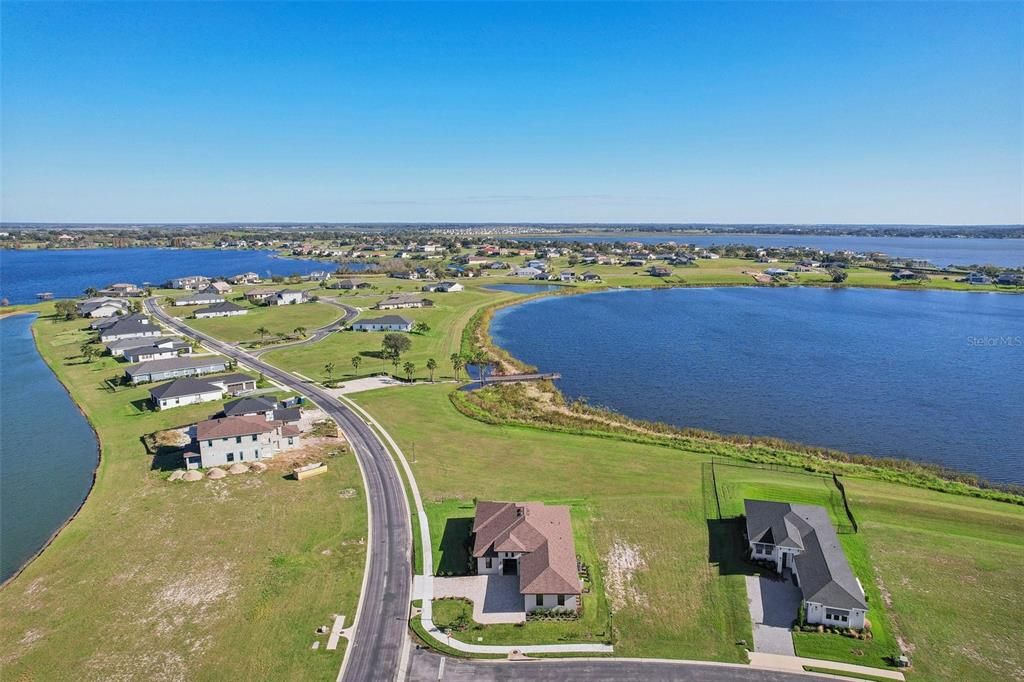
[502,558,518,575]
[781,551,788,570]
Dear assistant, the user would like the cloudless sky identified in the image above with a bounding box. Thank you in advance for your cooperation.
[1,1,1021,224]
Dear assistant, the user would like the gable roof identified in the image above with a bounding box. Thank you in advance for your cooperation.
[99,319,159,338]
[353,315,413,326]
[472,501,582,595]
[222,395,278,416]
[126,355,227,377]
[196,415,279,440]
[196,301,246,314]
[744,500,867,610]
[149,378,223,400]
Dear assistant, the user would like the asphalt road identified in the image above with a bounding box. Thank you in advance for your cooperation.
[249,297,358,356]
[407,649,833,682]
[147,298,825,682]
[147,298,411,682]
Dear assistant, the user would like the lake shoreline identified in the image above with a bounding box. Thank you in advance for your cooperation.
[0,314,102,588]
[473,283,1024,499]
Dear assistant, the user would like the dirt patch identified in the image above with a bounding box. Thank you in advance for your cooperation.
[153,427,191,449]
[338,488,357,498]
[604,542,648,610]
[264,439,347,473]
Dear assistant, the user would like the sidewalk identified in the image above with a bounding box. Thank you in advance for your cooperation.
[748,651,906,681]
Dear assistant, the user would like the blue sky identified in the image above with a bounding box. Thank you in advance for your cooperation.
[2,2,1021,224]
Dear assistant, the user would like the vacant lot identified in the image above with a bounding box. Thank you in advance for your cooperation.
[162,296,343,345]
[0,315,367,681]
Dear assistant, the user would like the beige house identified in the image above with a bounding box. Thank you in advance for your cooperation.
[187,415,301,469]
[471,501,582,613]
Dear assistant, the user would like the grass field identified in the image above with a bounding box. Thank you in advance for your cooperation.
[160,293,343,345]
[0,313,368,680]
[350,384,1024,679]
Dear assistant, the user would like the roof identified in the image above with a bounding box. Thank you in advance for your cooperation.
[274,406,301,423]
[106,336,179,352]
[177,292,223,303]
[196,301,246,314]
[196,415,279,440]
[149,377,223,400]
[379,293,429,305]
[744,500,867,610]
[223,395,277,416]
[126,355,227,377]
[472,501,582,595]
[246,288,277,296]
[208,372,256,386]
[99,319,159,338]
[353,315,413,327]
[277,288,304,295]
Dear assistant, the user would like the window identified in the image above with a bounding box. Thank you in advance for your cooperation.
[535,595,543,607]
[288,437,294,446]
[557,595,565,606]
[236,436,242,444]
[207,440,213,447]
[226,453,234,462]
[485,557,492,569]
[252,435,258,441]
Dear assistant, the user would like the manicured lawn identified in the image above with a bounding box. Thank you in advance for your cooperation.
[0,314,367,680]
[161,296,342,345]
[351,384,753,662]
[432,595,610,646]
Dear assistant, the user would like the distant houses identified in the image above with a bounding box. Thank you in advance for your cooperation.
[329,278,372,290]
[97,282,143,298]
[168,275,211,290]
[194,301,247,319]
[967,272,992,285]
[350,315,414,332]
[229,272,262,285]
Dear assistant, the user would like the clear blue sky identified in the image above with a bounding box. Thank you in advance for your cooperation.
[2,1,1021,224]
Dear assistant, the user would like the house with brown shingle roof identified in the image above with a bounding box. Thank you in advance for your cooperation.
[187,415,301,469]
[471,501,582,613]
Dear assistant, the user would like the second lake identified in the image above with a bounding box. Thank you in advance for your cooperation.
[491,286,1024,485]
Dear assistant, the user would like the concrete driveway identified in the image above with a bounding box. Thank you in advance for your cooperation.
[745,573,801,656]
[433,575,525,624]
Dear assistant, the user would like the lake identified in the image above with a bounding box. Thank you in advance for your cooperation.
[491,287,1024,484]
[0,248,371,305]
[538,234,1024,268]
[0,314,99,582]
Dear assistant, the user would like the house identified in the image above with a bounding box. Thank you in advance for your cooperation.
[471,501,582,614]
[205,281,233,294]
[764,268,790,277]
[187,415,301,469]
[244,288,277,304]
[513,267,543,278]
[125,355,229,385]
[169,275,211,290]
[229,272,261,285]
[559,271,576,282]
[350,315,414,332]
[77,297,132,318]
[891,269,917,281]
[99,282,143,297]
[92,312,149,330]
[206,372,259,396]
[996,271,1023,286]
[375,294,433,310]
[149,377,225,410]
[648,265,672,277]
[173,292,225,307]
[330,278,372,290]
[580,271,602,282]
[98,318,162,343]
[222,395,301,423]
[745,500,868,629]
[274,289,307,305]
[106,336,186,357]
[122,341,191,363]
[306,270,332,282]
[967,272,992,285]
[194,301,248,319]
[422,281,463,293]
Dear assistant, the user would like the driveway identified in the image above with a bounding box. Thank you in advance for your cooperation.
[433,575,525,624]
[745,573,801,656]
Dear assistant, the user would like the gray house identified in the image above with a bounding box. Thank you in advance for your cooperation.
[745,500,868,629]
[122,341,191,363]
[98,319,162,343]
[350,315,414,332]
[194,301,248,319]
[173,292,225,307]
[125,355,229,385]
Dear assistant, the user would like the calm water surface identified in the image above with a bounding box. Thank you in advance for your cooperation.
[492,287,1024,484]
[0,248,370,304]
[540,234,1024,267]
[0,315,99,582]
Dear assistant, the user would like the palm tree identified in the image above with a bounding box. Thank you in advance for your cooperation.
[293,326,307,339]
[450,353,465,381]
[425,358,437,382]
[323,361,335,382]
[391,355,401,377]
[80,342,97,363]
[413,321,431,334]
[403,361,416,382]
[255,326,270,343]
[351,355,363,373]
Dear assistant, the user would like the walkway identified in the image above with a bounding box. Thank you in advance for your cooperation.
[748,652,906,681]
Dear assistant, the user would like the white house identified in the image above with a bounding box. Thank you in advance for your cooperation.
[98,318,162,343]
[350,315,414,332]
[434,281,463,292]
[745,500,868,629]
[77,297,132,318]
[513,267,543,278]
[149,377,225,410]
[169,275,211,290]
[173,292,225,307]
[194,302,248,319]
[229,272,261,285]
[187,415,301,469]
[122,341,191,363]
[375,294,432,309]
[471,501,583,614]
[274,289,307,305]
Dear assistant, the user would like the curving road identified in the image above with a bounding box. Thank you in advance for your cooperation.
[147,298,411,682]
[147,298,824,682]
[249,297,359,356]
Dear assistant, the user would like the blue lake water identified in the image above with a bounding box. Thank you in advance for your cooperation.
[0,314,99,582]
[539,234,1024,268]
[484,284,566,294]
[492,287,1024,484]
[0,248,369,304]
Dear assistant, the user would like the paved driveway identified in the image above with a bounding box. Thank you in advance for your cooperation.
[745,573,801,656]
[434,575,525,624]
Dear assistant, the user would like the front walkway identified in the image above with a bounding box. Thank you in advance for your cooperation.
[433,575,525,624]
[745,573,801,656]
[749,652,906,681]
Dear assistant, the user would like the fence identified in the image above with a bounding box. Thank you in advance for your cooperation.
[832,473,859,533]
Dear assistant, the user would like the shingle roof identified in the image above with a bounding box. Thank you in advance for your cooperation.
[99,319,159,338]
[353,315,413,326]
[222,395,278,416]
[196,415,278,440]
[195,301,245,314]
[126,355,227,377]
[744,500,867,610]
[149,378,223,400]
[472,501,582,596]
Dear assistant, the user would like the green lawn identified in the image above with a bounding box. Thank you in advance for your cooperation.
[161,295,342,345]
[0,312,367,680]
[349,384,1024,679]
